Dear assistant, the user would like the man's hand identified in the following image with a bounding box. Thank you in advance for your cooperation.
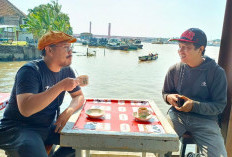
[54,108,74,133]
[175,95,194,112]
[54,90,84,133]
[60,78,79,91]
[166,94,179,107]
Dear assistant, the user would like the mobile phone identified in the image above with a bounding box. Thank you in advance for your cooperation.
[177,97,185,107]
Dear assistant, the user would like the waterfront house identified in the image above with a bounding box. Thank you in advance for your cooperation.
[0,0,33,42]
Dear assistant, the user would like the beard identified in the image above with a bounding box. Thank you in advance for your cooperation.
[60,55,72,67]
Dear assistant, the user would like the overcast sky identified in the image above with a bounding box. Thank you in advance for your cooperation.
[9,0,226,40]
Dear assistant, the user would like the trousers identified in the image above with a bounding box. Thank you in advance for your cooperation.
[0,124,75,157]
[168,110,227,157]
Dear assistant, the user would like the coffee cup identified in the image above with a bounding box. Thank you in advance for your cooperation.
[138,107,149,117]
[77,75,89,87]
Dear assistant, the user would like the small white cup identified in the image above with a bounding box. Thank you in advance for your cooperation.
[77,75,89,87]
[138,107,149,117]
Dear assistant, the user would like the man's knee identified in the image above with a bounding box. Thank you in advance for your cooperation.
[167,110,186,136]
[196,134,227,157]
[17,139,47,157]
[13,130,48,157]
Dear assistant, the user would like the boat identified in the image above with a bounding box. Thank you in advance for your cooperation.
[0,93,10,110]
[133,39,143,49]
[127,43,138,50]
[106,38,121,50]
[119,42,129,50]
[138,53,158,61]
[82,40,88,45]
[106,39,129,50]
[88,38,98,47]
[106,43,120,50]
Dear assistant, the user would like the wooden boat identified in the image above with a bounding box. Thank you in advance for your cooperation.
[138,53,158,61]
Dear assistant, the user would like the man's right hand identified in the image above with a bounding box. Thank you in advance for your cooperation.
[60,77,79,91]
[166,94,179,108]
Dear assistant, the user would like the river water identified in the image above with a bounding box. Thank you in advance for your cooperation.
[0,43,220,154]
[0,43,220,116]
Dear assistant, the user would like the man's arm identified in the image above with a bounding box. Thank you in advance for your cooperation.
[17,77,79,117]
[191,68,227,115]
[54,90,84,133]
[162,65,179,107]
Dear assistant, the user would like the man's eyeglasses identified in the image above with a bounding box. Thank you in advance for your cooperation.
[50,45,73,52]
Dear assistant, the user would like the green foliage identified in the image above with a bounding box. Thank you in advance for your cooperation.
[0,28,4,34]
[21,0,73,40]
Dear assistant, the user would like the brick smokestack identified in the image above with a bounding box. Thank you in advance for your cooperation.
[108,23,111,38]
[89,21,92,33]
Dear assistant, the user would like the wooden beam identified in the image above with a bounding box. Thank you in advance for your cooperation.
[218,0,232,156]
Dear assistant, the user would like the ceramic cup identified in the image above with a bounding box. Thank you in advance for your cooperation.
[77,75,89,87]
[138,107,149,117]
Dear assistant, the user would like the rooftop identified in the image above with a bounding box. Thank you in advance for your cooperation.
[0,0,26,17]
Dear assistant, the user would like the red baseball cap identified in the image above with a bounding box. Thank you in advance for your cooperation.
[169,28,207,47]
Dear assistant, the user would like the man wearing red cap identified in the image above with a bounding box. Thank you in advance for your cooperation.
[0,31,84,157]
[162,28,227,156]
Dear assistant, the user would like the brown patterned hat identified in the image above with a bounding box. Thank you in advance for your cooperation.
[38,31,77,50]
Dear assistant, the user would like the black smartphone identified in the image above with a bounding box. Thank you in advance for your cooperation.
[177,97,185,107]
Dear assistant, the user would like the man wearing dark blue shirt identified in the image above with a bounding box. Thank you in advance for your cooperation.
[0,31,84,157]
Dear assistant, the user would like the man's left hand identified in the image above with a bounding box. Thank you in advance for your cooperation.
[54,108,74,133]
[175,95,194,112]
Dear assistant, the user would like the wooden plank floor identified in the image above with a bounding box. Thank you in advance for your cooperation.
[86,150,155,157]
[0,149,180,157]
[0,150,155,157]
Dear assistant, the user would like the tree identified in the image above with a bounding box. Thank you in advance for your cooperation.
[21,0,73,42]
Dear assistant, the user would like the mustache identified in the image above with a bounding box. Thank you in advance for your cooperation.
[66,55,72,58]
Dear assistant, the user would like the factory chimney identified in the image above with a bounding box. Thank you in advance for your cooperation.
[108,23,111,38]
[89,21,92,33]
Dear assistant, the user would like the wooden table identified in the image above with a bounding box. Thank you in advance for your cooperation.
[61,99,179,157]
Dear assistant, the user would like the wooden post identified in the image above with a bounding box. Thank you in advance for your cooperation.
[218,0,232,156]
[16,31,19,46]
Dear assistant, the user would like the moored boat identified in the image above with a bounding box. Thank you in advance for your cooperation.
[133,39,143,49]
[138,53,158,61]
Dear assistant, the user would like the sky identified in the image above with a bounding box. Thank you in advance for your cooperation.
[9,0,226,40]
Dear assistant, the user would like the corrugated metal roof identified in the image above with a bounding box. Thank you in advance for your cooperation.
[0,24,17,28]
[0,0,26,17]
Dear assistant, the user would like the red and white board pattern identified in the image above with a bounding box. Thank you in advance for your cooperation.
[73,99,165,134]
[0,93,10,110]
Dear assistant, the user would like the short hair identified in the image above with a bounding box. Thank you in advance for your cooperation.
[193,43,206,56]
[41,49,46,56]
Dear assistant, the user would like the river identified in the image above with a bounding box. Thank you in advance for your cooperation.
[0,43,220,116]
